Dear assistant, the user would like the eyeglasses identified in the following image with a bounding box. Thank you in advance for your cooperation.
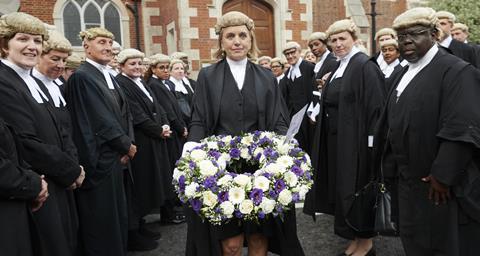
[397,28,431,41]
[156,65,169,70]
[283,50,298,57]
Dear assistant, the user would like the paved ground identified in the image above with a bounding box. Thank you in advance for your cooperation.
[129,208,405,256]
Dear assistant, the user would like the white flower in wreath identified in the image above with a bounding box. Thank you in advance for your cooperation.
[283,171,298,187]
[217,153,231,170]
[190,149,207,161]
[222,135,233,144]
[220,201,235,216]
[304,154,311,165]
[239,199,254,214]
[259,198,276,214]
[207,141,218,150]
[172,168,184,181]
[234,174,251,188]
[299,185,310,200]
[277,155,294,169]
[241,134,254,145]
[277,142,291,155]
[264,163,281,175]
[198,160,218,177]
[253,147,264,157]
[278,189,293,206]
[301,163,309,173]
[217,174,233,186]
[185,182,199,198]
[263,132,274,139]
[202,191,218,208]
[253,176,270,191]
[240,148,251,160]
[229,186,246,205]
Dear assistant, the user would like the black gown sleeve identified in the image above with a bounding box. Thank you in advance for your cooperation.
[0,123,41,200]
[0,80,80,187]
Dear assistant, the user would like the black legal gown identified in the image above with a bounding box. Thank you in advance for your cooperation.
[185,59,303,256]
[33,76,80,254]
[0,118,42,256]
[0,61,81,256]
[116,74,175,216]
[147,76,186,166]
[280,60,316,155]
[373,48,480,256]
[65,61,134,256]
[303,52,385,240]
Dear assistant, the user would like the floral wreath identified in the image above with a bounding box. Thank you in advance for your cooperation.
[173,131,313,225]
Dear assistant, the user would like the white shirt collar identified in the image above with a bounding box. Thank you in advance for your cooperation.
[314,50,331,74]
[169,76,189,94]
[122,73,153,102]
[396,44,439,98]
[276,73,285,83]
[86,58,108,72]
[226,57,247,90]
[382,59,400,78]
[288,57,303,81]
[330,46,361,81]
[440,35,453,48]
[86,58,115,89]
[32,68,66,107]
[408,43,438,69]
[1,59,48,103]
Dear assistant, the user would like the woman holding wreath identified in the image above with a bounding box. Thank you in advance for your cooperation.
[184,11,303,256]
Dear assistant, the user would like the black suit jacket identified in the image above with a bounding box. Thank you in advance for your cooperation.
[189,59,289,141]
[449,38,478,67]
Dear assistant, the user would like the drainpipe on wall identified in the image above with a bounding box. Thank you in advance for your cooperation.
[126,0,141,51]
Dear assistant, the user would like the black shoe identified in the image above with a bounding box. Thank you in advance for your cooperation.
[139,226,162,240]
[128,230,158,251]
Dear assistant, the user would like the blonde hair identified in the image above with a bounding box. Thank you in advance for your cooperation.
[213,11,260,60]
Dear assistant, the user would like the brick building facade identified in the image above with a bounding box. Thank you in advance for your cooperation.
[3,0,408,76]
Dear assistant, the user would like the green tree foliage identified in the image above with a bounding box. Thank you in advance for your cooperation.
[426,0,480,43]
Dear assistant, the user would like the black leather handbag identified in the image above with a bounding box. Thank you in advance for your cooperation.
[345,145,397,234]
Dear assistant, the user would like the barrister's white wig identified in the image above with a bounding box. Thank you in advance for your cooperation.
[435,11,456,24]
[117,48,145,64]
[452,23,468,33]
[0,12,49,40]
[43,30,72,55]
[393,7,438,31]
[308,32,328,44]
[379,39,398,49]
[375,28,396,40]
[282,41,301,53]
[149,53,171,67]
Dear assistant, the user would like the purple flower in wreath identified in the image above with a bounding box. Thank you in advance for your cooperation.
[190,199,202,213]
[262,172,273,179]
[203,176,216,189]
[274,179,286,193]
[178,175,186,190]
[229,148,241,159]
[293,159,302,166]
[218,191,229,203]
[234,210,243,218]
[258,136,272,145]
[253,130,262,137]
[249,188,264,205]
[289,147,302,156]
[189,161,196,170]
[268,190,278,199]
[275,205,283,214]
[217,140,226,148]
[292,192,300,203]
[258,211,266,219]
[208,150,221,160]
[291,166,304,176]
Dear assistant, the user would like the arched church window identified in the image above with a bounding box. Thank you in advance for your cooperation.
[62,0,122,46]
